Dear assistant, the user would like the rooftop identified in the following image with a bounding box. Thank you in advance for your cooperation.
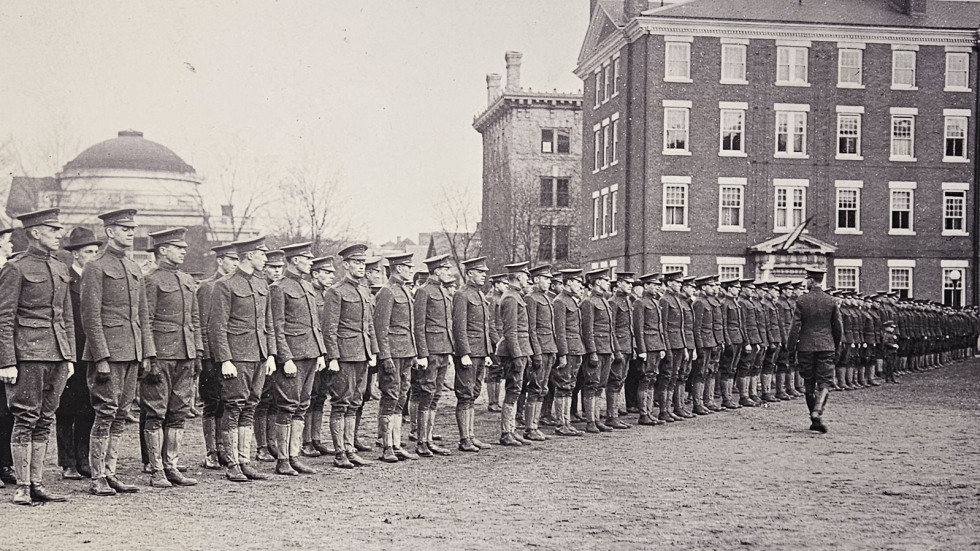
[61,130,195,175]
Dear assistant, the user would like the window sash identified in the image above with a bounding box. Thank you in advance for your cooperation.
[719,185,743,228]
[718,265,743,280]
[540,178,554,207]
[891,116,915,158]
[612,58,621,94]
[945,117,968,158]
[612,120,620,163]
[721,44,746,82]
[836,188,860,230]
[836,267,859,291]
[775,186,805,229]
[556,179,570,208]
[777,46,808,84]
[554,226,570,261]
[837,114,861,155]
[838,49,862,85]
[593,130,601,171]
[603,64,611,101]
[663,184,688,227]
[946,52,969,89]
[776,112,806,154]
[602,125,610,167]
[594,72,602,106]
[541,130,554,153]
[889,268,912,298]
[720,109,745,152]
[601,193,610,236]
[610,190,618,234]
[664,108,690,151]
[592,196,601,238]
[892,51,916,87]
[666,43,691,79]
[890,190,913,230]
[944,191,966,231]
[538,226,554,260]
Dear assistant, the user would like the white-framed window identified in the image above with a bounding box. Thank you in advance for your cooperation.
[888,262,914,299]
[719,103,746,156]
[944,113,969,162]
[610,186,618,236]
[773,179,808,232]
[775,105,808,157]
[838,47,863,87]
[890,109,917,161]
[889,182,915,235]
[835,181,862,234]
[592,124,601,172]
[721,42,747,84]
[601,190,610,237]
[662,177,690,231]
[776,45,809,86]
[601,120,611,168]
[835,262,860,292]
[665,38,692,82]
[943,184,968,236]
[718,264,743,280]
[892,49,917,89]
[591,258,620,271]
[594,70,601,108]
[661,256,690,276]
[612,56,621,97]
[663,102,691,154]
[945,50,970,92]
[611,115,620,164]
[942,262,967,308]
[602,63,611,102]
[718,177,746,232]
[836,107,863,159]
[592,192,601,239]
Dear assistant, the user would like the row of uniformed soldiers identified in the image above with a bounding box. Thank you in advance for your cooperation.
[1,206,978,504]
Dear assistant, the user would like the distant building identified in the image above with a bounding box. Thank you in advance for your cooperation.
[577,0,980,306]
[473,52,584,272]
[6,130,258,272]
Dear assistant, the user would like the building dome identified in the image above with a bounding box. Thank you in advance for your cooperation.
[62,130,195,174]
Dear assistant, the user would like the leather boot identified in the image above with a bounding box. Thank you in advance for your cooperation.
[144,428,172,487]
[775,373,791,400]
[345,414,370,466]
[28,441,66,502]
[486,381,502,412]
[254,413,273,461]
[10,443,32,505]
[809,388,830,433]
[163,429,197,486]
[238,426,269,480]
[88,434,112,493]
[468,407,487,449]
[645,390,666,425]
[527,401,550,440]
[499,403,523,446]
[415,408,434,457]
[748,375,761,405]
[353,408,372,453]
[692,382,710,415]
[331,411,355,467]
[593,394,612,431]
[392,414,418,460]
[554,396,578,435]
[265,416,281,459]
[721,378,739,409]
[104,436,138,493]
[738,377,756,407]
[378,415,400,462]
[409,400,420,442]
[202,417,220,469]
[288,419,317,473]
[764,374,780,402]
[705,376,722,411]
[580,395,600,432]
[866,364,880,386]
[605,393,631,428]
[221,429,249,482]
[456,409,478,452]
[856,364,867,388]
[426,410,452,455]
[455,406,469,447]
[540,395,558,427]
[656,387,675,422]
[674,384,694,418]
[274,423,298,476]
[637,390,657,426]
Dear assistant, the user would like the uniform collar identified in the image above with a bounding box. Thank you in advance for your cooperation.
[157,258,179,272]
[26,244,51,259]
[106,243,128,258]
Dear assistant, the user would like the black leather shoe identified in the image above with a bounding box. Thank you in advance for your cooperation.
[605,418,631,429]
[239,462,270,480]
[105,475,139,493]
[275,459,298,476]
[30,483,67,502]
[90,477,117,495]
[312,440,334,455]
[354,439,373,453]
[394,447,419,460]
[809,418,828,434]
[499,432,523,446]
[333,453,354,469]
[290,458,318,474]
[225,465,250,482]
[458,438,480,452]
[415,442,434,458]
[0,466,16,485]
[428,442,453,456]
[347,451,370,467]
[62,467,84,480]
[77,465,93,478]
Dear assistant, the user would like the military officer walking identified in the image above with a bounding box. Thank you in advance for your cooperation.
[82,209,156,496]
[0,209,74,505]
[55,226,102,480]
[141,228,201,488]
[209,236,277,482]
[268,242,325,476]
[451,257,493,452]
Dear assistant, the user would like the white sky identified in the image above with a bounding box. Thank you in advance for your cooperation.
[0,1,589,244]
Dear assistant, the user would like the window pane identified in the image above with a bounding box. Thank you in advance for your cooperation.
[540,178,554,207]
[556,179,570,208]
[893,51,916,87]
[541,129,553,153]
[538,226,553,260]
[946,53,969,88]
[838,114,860,155]
[611,190,619,232]
[721,110,744,152]
[945,191,965,231]
[555,226,570,261]
[720,185,743,227]
[592,197,600,238]
[665,108,689,150]
[839,49,862,84]
[664,185,687,226]
[593,130,601,170]
[722,45,746,81]
[666,43,690,79]
[891,117,914,157]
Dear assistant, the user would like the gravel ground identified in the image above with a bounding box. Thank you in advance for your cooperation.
[2,360,978,551]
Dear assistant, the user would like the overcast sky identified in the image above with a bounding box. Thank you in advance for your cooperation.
[0,1,589,244]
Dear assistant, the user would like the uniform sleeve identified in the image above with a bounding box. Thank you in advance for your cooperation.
[80,261,110,362]
[413,288,429,359]
[61,267,77,362]
[0,265,22,368]
[788,302,802,350]
[580,300,596,354]
[208,280,233,363]
[631,301,645,354]
[367,293,379,356]
[265,287,276,359]
[500,295,520,357]
[191,283,203,355]
[373,287,395,360]
[488,298,500,346]
[692,300,705,349]
[196,284,212,360]
[322,287,341,361]
[526,295,541,356]
[553,299,568,356]
[832,304,844,349]
[138,272,156,359]
[270,284,291,362]
[451,291,471,357]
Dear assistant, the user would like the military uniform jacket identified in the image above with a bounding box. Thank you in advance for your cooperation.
[610,292,635,355]
[679,295,696,350]
[412,278,454,357]
[692,297,717,349]
[861,309,875,345]
[373,276,417,360]
[658,291,688,350]
[495,285,532,358]
[707,295,726,347]
[271,270,326,362]
[777,297,795,345]
[553,291,584,356]
[144,261,202,361]
[322,276,377,362]
[526,289,558,355]
[789,287,844,352]
[763,298,782,346]
[0,246,76,368]
[488,290,502,347]
[580,291,619,355]
[81,244,155,362]
[738,297,762,345]
[209,268,276,363]
[753,298,771,347]
[632,293,666,353]
[720,295,744,345]
[196,271,223,361]
[451,281,492,358]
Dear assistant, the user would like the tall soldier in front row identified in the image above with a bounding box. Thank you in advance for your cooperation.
[632,272,667,426]
[525,264,559,440]
[0,209,74,505]
[209,236,277,482]
[580,268,619,433]
[141,228,201,488]
[322,244,378,468]
[496,262,533,445]
[551,269,585,436]
[451,257,493,452]
[268,242,325,476]
[788,268,843,433]
[82,209,156,496]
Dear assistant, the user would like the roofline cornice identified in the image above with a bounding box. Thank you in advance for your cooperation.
[473,92,584,133]
[57,168,202,185]
[574,30,629,79]
[625,16,980,46]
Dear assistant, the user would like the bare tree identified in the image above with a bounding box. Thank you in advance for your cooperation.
[434,182,481,274]
[272,157,352,256]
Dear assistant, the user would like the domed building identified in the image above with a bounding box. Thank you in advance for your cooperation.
[5,130,256,271]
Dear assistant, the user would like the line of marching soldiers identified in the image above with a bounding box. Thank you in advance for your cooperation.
[1,207,978,505]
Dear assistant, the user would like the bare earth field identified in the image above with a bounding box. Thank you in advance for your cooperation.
[2,361,978,551]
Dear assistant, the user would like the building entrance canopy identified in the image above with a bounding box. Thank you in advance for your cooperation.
[748,222,836,282]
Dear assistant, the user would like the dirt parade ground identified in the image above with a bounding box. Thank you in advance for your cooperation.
[2,361,978,551]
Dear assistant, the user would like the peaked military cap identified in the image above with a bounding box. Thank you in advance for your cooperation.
[489,273,508,283]
[719,278,741,288]
[17,208,64,230]
[234,236,267,255]
[461,256,489,272]
[338,243,368,261]
[804,267,827,280]
[557,268,582,282]
[211,243,239,259]
[639,272,662,284]
[282,242,314,258]
[64,226,103,251]
[663,271,685,282]
[385,252,415,267]
[265,250,286,267]
[680,275,697,285]
[424,254,452,273]
[504,261,530,274]
[694,275,718,287]
[98,208,138,228]
[529,264,554,278]
[585,267,610,283]
[614,271,636,283]
[147,227,188,251]
[311,256,335,272]
[365,256,383,271]
[739,278,756,289]
[0,222,13,237]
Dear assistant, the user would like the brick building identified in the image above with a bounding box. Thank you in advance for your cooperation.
[576,0,980,306]
[473,52,584,272]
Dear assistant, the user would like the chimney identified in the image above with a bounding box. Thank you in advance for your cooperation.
[590,0,599,17]
[887,0,926,17]
[624,0,648,20]
[505,51,522,93]
[486,73,502,103]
